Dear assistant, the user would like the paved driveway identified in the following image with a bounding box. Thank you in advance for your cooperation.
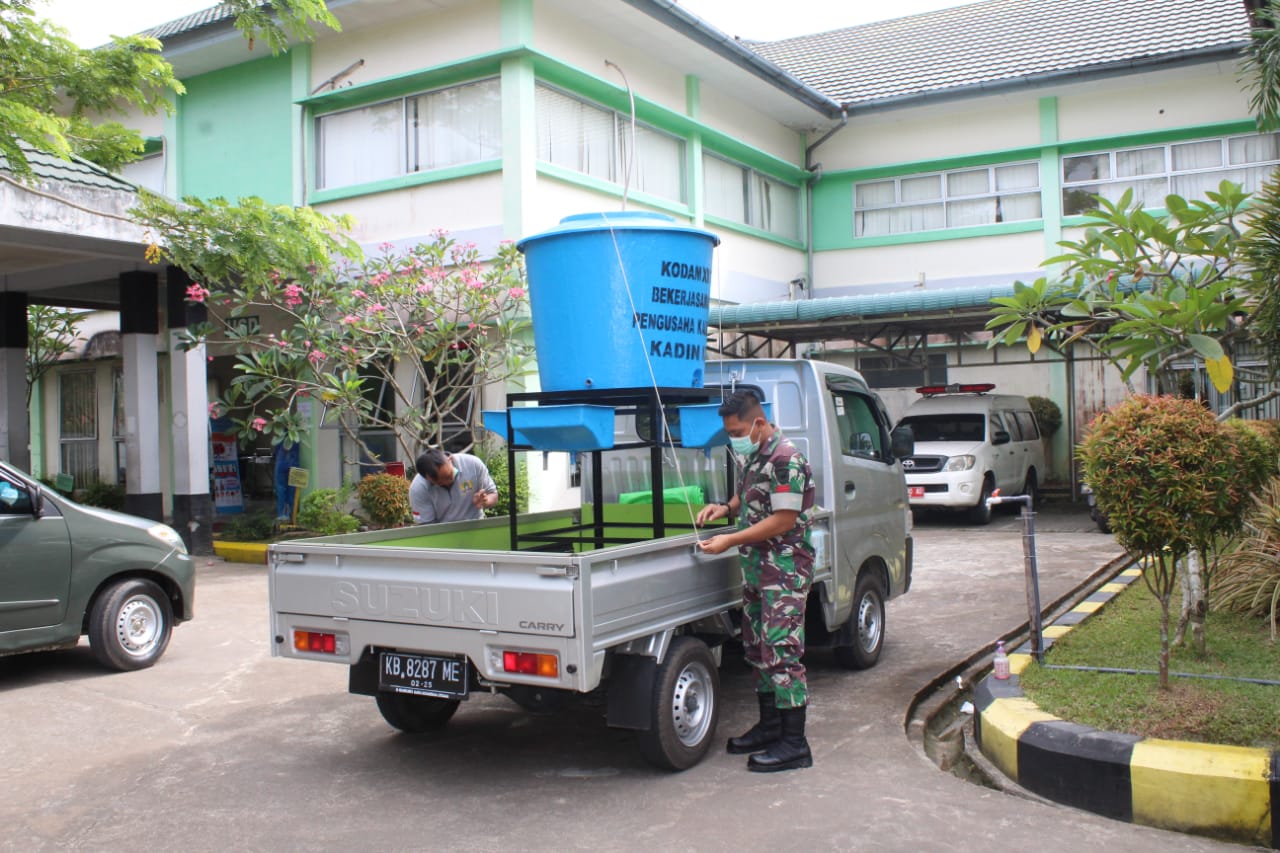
[0,501,1241,851]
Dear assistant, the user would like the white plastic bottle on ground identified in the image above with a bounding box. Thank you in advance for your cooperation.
[993,640,1010,680]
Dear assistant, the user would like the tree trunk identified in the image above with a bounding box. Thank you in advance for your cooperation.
[1171,550,1207,653]
[1158,591,1171,691]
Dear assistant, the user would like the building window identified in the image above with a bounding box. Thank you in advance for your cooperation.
[704,154,800,240]
[854,162,1041,237]
[60,370,98,486]
[1062,132,1280,215]
[112,367,127,485]
[535,84,685,203]
[316,77,501,190]
[857,353,948,390]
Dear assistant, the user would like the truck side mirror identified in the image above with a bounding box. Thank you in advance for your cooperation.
[992,430,1011,446]
[890,425,914,460]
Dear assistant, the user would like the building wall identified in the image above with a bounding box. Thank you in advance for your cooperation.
[178,54,295,203]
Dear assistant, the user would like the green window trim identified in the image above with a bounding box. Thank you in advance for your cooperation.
[309,159,502,204]
[141,136,164,156]
[703,213,806,249]
[838,219,1043,249]
[298,49,515,112]
[1055,119,1257,157]
[535,162,694,218]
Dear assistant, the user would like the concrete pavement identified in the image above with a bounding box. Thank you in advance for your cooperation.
[0,499,1249,851]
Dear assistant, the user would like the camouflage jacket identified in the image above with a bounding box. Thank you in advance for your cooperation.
[736,428,815,553]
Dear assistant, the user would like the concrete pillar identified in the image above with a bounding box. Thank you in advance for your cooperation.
[0,291,30,470]
[119,271,163,521]
[166,266,214,554]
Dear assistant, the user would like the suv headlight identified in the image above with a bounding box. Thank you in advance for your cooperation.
[148,523,189,555]
[944,455,976,472]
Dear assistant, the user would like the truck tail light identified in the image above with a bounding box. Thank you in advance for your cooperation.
[502,650,559,678]
[293,629,349,656]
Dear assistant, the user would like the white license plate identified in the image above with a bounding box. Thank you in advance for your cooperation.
[378,651,468,699]
[908,486,925,499]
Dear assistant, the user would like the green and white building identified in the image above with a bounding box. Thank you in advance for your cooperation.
[3,0,1265,538]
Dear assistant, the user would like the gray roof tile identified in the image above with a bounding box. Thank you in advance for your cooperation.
[0,142,137,192]
[138,3,239,41]
[748,0,1252,108]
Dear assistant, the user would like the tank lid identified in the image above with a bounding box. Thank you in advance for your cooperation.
[516,211,720,253]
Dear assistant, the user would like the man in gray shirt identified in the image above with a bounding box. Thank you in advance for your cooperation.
[409,448,498,524]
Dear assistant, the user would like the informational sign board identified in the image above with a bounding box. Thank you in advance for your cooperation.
[287,466,309,488]
[210,431,244,513]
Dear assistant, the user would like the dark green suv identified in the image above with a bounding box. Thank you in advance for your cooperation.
[0,461,195,670]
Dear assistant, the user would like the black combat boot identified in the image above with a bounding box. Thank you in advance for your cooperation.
[726,692,781,754]
[747,705,812,772]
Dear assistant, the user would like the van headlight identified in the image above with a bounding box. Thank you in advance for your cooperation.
[148,524,188,555]
[944,455,976,472]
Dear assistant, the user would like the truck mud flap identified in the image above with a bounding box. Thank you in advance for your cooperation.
[349,648,379,696]
[605,654,656,731]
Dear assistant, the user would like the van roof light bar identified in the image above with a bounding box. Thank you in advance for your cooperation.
[915,383,996,396]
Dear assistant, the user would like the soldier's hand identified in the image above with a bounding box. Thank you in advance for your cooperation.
[695,504,723,526]
[697,534,732,555]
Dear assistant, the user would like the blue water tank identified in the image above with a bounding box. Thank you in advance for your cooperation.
[517,212,720,391]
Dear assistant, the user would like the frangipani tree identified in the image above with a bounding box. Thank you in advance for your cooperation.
[139,193,534,463]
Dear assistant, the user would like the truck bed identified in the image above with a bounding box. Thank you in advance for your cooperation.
[268,508,742,693]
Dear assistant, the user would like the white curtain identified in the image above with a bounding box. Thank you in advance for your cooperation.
[947,169,988,197]
[704,154,747,223]
[1117,146,1167,177]
[412,78,501,173]
[536,85,614,182]
[626,124,683,202]
[901,174,941,202]
[754,175,799,239]
[318,100,403,189]
[1230,133,1280,165]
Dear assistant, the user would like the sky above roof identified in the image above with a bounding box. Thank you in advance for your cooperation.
[38,0,981,48]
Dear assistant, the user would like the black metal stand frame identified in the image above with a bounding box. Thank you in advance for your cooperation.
[497,386,733,552]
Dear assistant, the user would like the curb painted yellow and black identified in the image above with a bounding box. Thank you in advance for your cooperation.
[211,540,268,564]
[973,567,1279,849]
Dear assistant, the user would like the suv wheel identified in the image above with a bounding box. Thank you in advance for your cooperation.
[1021,470,1039,510]
[966,477,994,525]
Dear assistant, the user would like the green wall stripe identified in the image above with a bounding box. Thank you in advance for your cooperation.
[291,44,311,206]
[1056,118,1257,155]
[502,53,537,240]
[1040,97,1063,259]
[299,49,515,113]
[309,160,502,204]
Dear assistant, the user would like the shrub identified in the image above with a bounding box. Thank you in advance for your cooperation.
[77,479,125,511]
[357,473,411,528]
[1027,395,1062,437]
[1214,476,1280,639]
[472,441,528,516]
[1077,395,1243,688]
[297,487,359,536]
[219,509,276,542]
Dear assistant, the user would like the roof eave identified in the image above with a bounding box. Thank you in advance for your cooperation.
[621,0,844,120]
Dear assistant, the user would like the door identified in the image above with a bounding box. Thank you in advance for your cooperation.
[0,473,73,633]
[824,376,902,623]
[990,412,1021,494]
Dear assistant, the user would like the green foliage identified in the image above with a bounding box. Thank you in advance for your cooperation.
[472,441,529,517]
[0,0,183,178]
[297,487,359,536]
[25,305,80,408]
[1214,476,1280,639]
[356,473,411,528]
[1079,396,1244,557]
[76,479,124,510]
[986,182,1266,400]
[0,0,338,179]
[218,509,277,542]
[175,229,534,464]
[1243,0,1280,132]
[1027,395,1062,437]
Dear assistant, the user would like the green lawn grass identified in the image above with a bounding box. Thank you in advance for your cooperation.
[1018,576,1280,750]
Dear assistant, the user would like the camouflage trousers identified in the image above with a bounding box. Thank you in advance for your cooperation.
[740,542,813,709]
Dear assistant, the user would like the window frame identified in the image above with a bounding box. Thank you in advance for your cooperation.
[1061,131,1280,215]
[314,76,502,192]
[852,160,1042,238]
[703,152,802,240]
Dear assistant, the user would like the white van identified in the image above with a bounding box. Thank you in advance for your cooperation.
[895,384,1045,524]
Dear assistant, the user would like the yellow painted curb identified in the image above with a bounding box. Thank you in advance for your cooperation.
[212,541,269,564]
[1130,739,1273,840]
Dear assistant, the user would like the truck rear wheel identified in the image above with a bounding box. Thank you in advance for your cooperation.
[637,636,720,771]
[833,572,885,670]
[375,692,460,733]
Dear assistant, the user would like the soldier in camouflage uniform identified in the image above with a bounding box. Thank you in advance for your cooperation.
[696,390,816,772]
